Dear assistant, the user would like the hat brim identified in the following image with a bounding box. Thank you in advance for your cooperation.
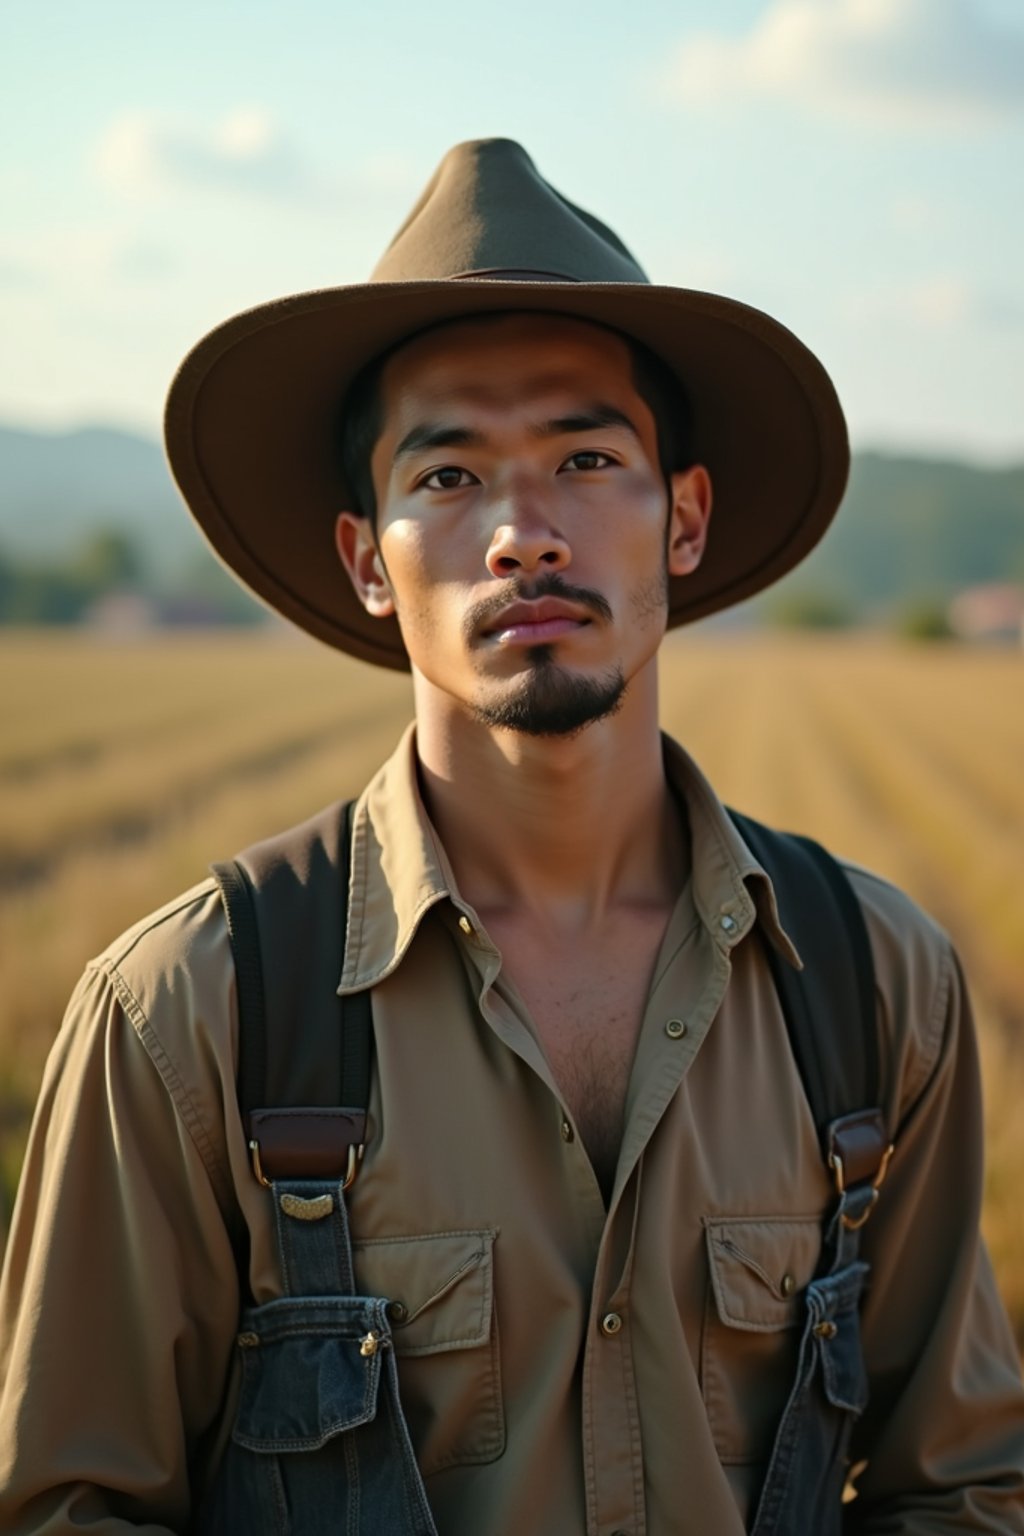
[164,280,848,670]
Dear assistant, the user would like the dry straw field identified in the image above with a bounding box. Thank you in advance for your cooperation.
[1,629,1022,1342]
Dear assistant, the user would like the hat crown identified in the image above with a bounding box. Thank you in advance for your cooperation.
[371,138,649,286]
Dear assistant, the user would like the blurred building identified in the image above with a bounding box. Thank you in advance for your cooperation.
[84,589,159,635]
[948,584,1024,646]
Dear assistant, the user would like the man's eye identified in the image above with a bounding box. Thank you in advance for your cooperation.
[562,450,613,472]
[421,466,476,491]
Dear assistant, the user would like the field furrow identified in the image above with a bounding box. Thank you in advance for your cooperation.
[0,631,1021,1341]
[808,674,1024,1013]
[0,639,412,887]
[847,672,1024,837]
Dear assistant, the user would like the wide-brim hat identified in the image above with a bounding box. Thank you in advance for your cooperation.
[165,138,848,670]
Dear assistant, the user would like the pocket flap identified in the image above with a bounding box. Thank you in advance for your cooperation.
[354,1228,496,1355]
[233,1296,386,1452]
[704,1216,820,1332]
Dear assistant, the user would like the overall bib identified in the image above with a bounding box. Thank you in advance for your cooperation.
[197,1174,438,1536]
[203,803,887,1535]
[749,1179,876,1536]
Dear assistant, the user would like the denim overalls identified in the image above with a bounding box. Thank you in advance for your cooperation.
[201,780,883,1532]
[197,1172,438,1536]
[198,1174,876,1536]
[749,1177,878,1536]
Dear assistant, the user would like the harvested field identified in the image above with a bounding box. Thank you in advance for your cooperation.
[1,628,1021,1338]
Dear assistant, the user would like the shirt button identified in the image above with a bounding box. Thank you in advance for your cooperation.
[387,1299,408,1324]
[720,913,738,935]
[665,1018,687,1039]
[560,1117,574,1142]
[600,1311,623,1336]
[780,1272,795,1297]
[457,915,474,936]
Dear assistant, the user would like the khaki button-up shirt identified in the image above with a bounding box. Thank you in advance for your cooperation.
[1,727,1022,1533]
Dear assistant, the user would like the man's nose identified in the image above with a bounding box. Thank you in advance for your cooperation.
[484,490,571,579]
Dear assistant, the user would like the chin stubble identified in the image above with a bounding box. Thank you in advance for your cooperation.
[471,649,627,739]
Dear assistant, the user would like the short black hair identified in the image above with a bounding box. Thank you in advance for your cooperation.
[338,319,694,530]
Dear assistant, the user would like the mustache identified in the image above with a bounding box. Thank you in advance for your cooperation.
[463,572,614,642]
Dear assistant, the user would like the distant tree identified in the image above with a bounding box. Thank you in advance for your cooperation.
[69,529,145,593]
[159,550,266,626]
[767,590,857,630]
[2,566,87,624]
[894,598,954,642]
[0,551,13,620]
[0,529,148,625]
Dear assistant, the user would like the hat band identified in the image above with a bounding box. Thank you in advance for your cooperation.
[451,267,581,283]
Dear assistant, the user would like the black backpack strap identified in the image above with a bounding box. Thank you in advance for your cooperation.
[213,859,268,1120]
[728,811,893,1232]
[211,798,372,1190]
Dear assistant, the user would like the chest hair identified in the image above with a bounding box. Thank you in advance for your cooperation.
[486,911,670,1201]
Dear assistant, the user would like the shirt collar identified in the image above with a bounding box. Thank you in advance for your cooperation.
[340,723,800,992]
[340,723,457,992]
[660,735,802,969]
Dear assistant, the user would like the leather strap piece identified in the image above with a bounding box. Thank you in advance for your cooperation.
[249,1108,368,1181]
[827,1109,891,1191]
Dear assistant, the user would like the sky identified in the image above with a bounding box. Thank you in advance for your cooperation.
[3,0,1023,463]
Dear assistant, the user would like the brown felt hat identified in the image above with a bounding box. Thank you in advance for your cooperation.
[165,138,849,670]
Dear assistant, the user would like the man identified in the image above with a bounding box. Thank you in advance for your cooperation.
[1,138,1022,1534]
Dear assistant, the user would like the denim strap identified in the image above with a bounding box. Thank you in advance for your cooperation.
[822,1182,875,1276]
[272,1177,356,1297]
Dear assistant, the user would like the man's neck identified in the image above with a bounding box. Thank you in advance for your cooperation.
[413,665,689,932]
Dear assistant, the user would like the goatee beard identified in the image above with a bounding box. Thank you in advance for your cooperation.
[472,649,626,738]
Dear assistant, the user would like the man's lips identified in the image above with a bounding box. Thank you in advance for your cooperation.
[481,598,594,645]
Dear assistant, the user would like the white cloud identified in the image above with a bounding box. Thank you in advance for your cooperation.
[886,195,948,236]
[0,227,177,291]
[0,256,40,290]
[845,274,1024,332]
[349,151,420,194]
[94,108,306,198]
[908,278,1024,331]
[663,0,1024,128]
[91,113,422,212]
[908,276,973,327]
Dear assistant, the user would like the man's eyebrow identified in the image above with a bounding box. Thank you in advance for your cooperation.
[393,424,484,464]
[530,404,641,441]
[391,403,641,466]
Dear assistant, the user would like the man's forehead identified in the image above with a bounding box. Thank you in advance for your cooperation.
[378,310,637,415]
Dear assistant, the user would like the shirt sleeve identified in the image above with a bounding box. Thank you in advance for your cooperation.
[0,961,241,1534]
[849,939,1024,1532]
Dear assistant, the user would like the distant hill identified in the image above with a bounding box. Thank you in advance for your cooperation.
[0,424,197,574]
[1,423,1022,618]
[766,451,1024,615]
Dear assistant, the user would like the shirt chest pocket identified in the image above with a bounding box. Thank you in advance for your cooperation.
[354,1228,504,1477]
[701,1215,821,1466]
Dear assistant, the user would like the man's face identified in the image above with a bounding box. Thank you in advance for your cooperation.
[338,313,710,738]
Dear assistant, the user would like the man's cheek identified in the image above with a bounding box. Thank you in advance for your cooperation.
[629,572,670,629]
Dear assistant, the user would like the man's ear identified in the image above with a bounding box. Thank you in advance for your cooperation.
[666,465,712,578]
[334,511,395,618]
